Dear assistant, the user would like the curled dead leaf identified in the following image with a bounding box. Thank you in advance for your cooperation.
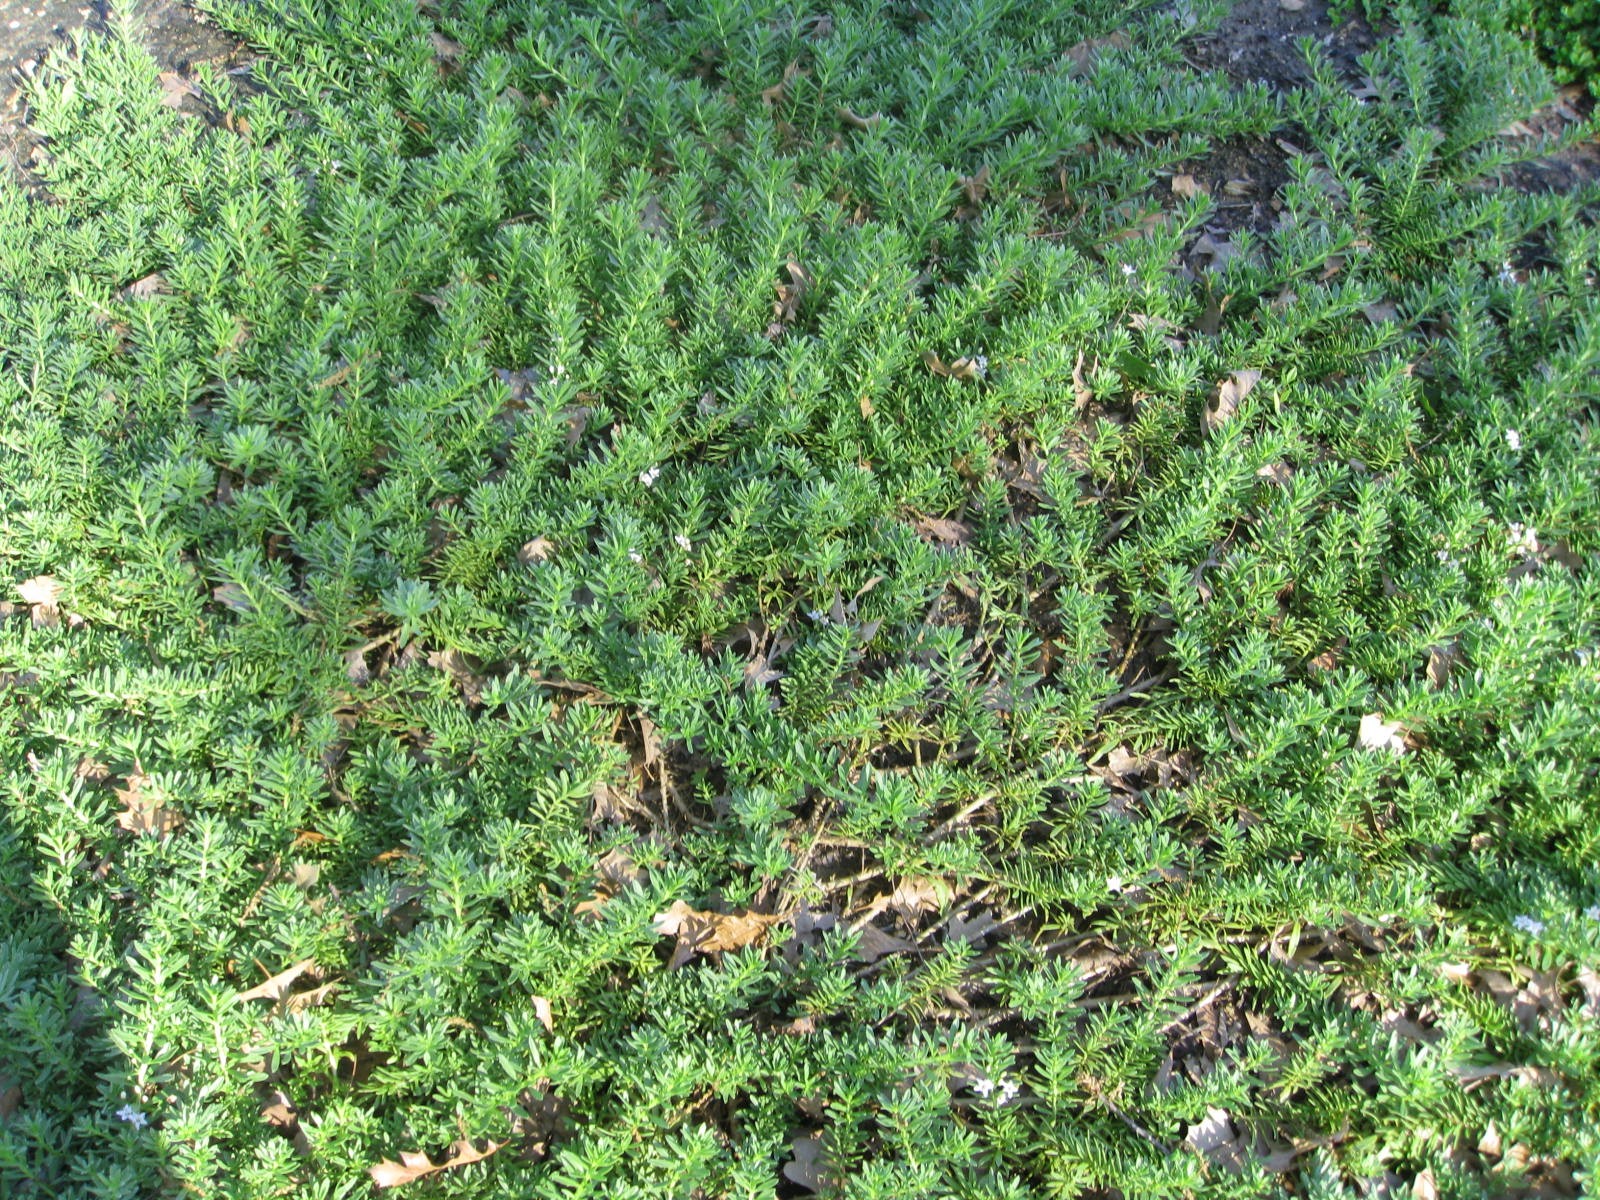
[236,958,317,1005]
[370,1138,503,1189]
[1426,641,1462,691]
[1203,369,1261,436]
[836,105,884,130]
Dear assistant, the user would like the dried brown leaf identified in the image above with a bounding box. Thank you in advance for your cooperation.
[1063,31,1130,75]
[236,958,317,1005]
[652,900,781,967]
[284,981,339,1013]
[1203,369,1261,436]
[518,536,555,565]
[889,875,952,918]
[17,575,61,608]
[851,923,912,963]
[761,60,803,108]
[837,105,884,130]
[783,1131,832,1193]
[914,515,972,546]
[157,72,201,108]
[532,995,554,1033]
[370,1138,503,1189]
[1426,641,1462,691]
[1186,1106,1243,1166]
[1072,349,1093,410]
[114,772,182,838]
[1171,173,1202,200]
[429,31,465,64]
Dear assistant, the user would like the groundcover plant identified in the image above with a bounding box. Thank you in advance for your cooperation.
[1,0,1597,1194]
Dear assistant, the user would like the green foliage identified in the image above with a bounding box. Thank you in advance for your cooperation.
[1505,0,1600,95]
[1,0,1597,1196]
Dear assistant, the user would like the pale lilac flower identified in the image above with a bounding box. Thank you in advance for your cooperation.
[1498,262,1518,285]
[998,1078,1021,1104]
[116,1104,148,1128]
[1585,905,1600,923]
[1513,914,1545,936]
[673,534,692,552]
[807,609,825,622]
[1505,429,1521,451]
[1121,263,1136,278]
[971,1076,996,1098]
[639,465,661,488]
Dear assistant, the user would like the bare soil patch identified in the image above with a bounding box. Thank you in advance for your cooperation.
[2,0,241,183]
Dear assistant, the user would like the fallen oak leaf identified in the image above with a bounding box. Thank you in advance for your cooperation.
[370,1138,503,1189]
[652,900,782,968]
[157,71,202,108]
[114,771,182,838]
[236,958,317,1005]
[913,515,972,546]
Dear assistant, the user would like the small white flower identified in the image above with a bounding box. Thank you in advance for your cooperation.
[1357,712,1408,755]
[639,465,661,488]
[971,1076,996,1097]
[1435,549,1458,566]
[807,608,825,622]
[627,550,643,565]
[1506,522,1539,556]
[116,1104,148,1128]
[673,534,692,552]
[1121,263,1136,278]
[1106,875,1124,893]
[1513,914,1545,936]
[1505,429,1521,451]
[1585,905,1600,923]
[998,1078,1021,1103]
[1498,261,1518,285]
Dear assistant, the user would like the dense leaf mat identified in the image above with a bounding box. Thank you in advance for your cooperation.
[2,0,1598,1195]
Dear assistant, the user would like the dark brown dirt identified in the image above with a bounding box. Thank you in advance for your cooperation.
[1185,0,1379,88]
[1,0,242,182]
[1488,84,1600,200]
